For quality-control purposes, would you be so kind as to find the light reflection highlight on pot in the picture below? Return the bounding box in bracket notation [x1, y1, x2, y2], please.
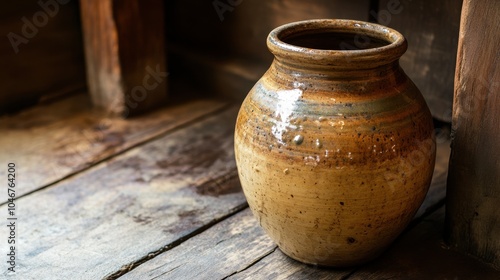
[270, 88, 303, 145]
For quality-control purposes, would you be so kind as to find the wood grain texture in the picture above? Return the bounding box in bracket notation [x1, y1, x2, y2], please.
[226, 246, 352, 280]
[445, 0, 500, 269]
[166, 0, 370, 101]
[168, 45, 267, 104]
[0, 93, 227, 199]
[0, 0, 86, 114]
[120, 209, 276, 280]
[378, 0, 462, 122]
[0, 107, 245, 279]
[80, 0, 167, 117]
[349, 207, 500, 280]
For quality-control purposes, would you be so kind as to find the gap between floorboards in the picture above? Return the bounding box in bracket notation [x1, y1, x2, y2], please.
[106, 202, 249, 280]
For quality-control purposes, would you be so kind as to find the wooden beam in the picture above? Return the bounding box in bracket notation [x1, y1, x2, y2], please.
[445, 0, 500, 269]
[80, 0, 167, 117]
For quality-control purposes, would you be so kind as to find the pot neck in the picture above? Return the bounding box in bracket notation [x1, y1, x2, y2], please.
[267, 19, 407, 78]
[271, 58, 402, 81]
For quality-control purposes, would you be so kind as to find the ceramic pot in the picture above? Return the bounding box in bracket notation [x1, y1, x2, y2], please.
[234, 19, 436, 267]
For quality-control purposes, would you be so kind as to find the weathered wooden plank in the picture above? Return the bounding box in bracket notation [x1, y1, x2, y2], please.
[119, 209, 275, 280]
[445, 0, 500, 269]
[168, 0, 370, 62]
[0, 0, 86, 114]
[226, 246, 352, 280]
[348, 207, 500, 279]
[378, 0, 462, 122]
[123, 211, 351, 280]
[0, 92, 227, 199]
[0, 107, 244, 279]
[80, 0, 167, 116]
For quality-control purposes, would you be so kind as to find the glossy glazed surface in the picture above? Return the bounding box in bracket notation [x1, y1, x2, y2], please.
[234, 19, 436, 266]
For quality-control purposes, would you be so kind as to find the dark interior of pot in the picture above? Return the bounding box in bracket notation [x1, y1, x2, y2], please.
[281, 31, 391, 51]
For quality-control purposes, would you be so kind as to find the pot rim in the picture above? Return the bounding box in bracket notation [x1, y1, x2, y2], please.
[267, 19, 407, 67]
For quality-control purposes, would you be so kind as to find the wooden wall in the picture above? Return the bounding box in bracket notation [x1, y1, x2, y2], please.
[165, 0, 461, 123]
[165, 0, 371, 101]
[0, 0, 86, 115]
[1, 0, 461, 122]
[379, 0, 462, 122]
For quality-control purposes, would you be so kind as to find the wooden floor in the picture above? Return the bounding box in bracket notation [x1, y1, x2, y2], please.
[1, 93, 499, 279]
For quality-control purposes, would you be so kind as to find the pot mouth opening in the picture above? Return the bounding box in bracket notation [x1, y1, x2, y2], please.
[282, 31, 390, 50]
[268, 19, 407, 67]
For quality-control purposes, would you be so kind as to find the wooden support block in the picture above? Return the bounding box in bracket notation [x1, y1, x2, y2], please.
[80, 0, 167, 117]
[445, 0, 500, 269]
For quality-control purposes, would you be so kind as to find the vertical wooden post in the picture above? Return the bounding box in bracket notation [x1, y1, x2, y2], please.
[80, 0, 167, 117]
[445, 0, 500, 269]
